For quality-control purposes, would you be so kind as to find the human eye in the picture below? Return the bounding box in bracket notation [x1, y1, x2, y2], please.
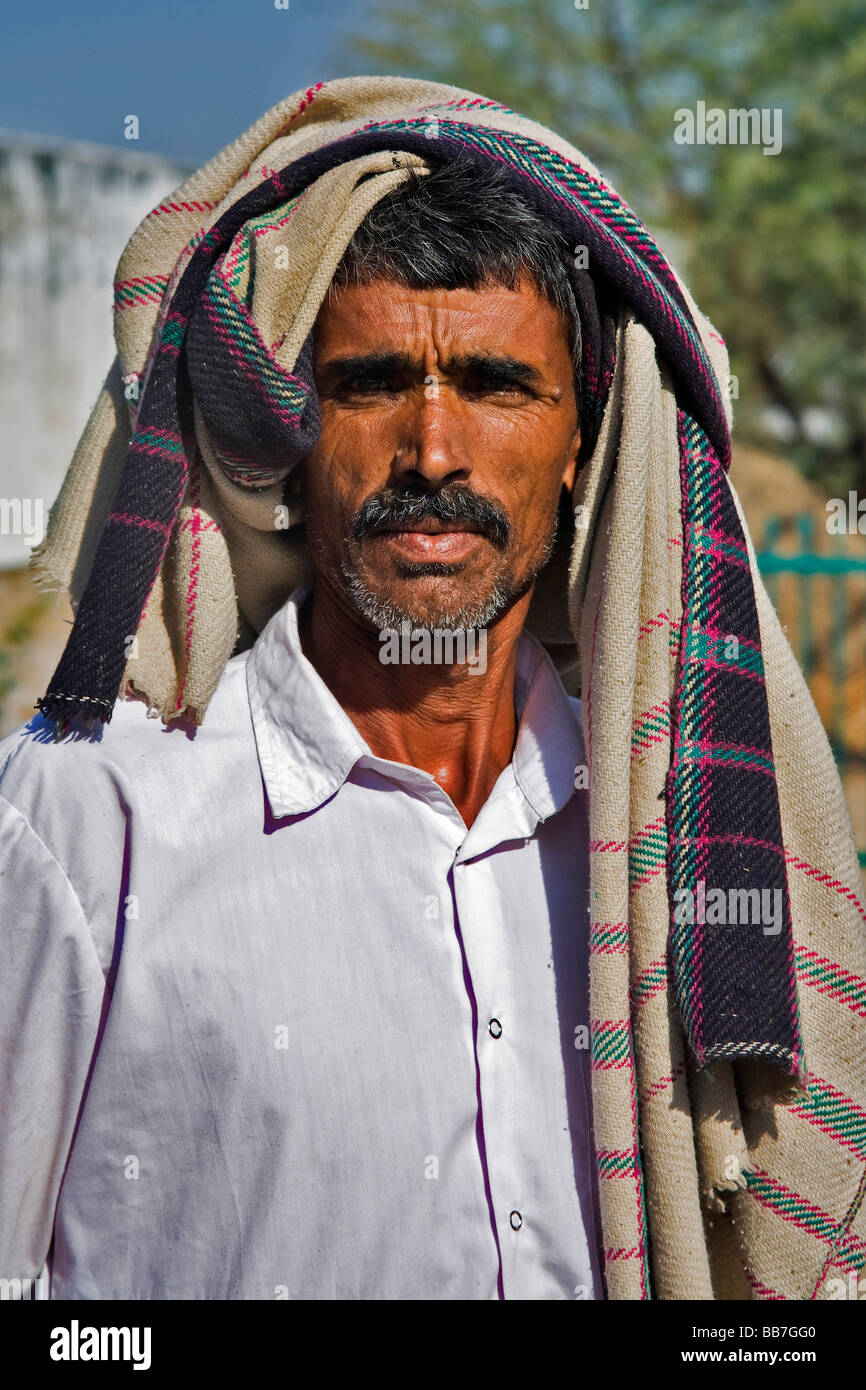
[332, 364, 407, 400]
[342, 375, 392, 395]
[462, 363, 535, 399]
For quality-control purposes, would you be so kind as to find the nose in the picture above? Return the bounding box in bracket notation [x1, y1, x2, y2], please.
[391, 386, 473, 489]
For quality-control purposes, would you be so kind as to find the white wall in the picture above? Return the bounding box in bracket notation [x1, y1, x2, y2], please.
[0, 131, 190, 568]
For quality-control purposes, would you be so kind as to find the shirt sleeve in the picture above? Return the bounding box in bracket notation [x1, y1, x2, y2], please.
[0, 792, 106, 1282]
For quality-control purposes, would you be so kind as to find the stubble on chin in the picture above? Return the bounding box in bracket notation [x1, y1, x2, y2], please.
[338, 559, 513, 631]
[338, 526, 557, 632]
[305, 502, 559, 634]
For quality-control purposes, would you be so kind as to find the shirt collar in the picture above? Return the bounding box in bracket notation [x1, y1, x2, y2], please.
[246, 584, 583, 825]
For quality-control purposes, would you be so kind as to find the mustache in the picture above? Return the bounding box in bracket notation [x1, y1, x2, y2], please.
[353, 484, 510, 549]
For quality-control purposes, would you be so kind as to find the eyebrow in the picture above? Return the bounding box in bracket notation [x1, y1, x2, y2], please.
[316, 350, 546, 390]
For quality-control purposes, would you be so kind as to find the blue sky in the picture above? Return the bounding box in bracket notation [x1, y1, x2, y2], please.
[0, 0, 385, 161]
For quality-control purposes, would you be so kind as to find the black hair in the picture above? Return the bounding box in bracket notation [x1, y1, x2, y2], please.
[332, 154, 582, 374]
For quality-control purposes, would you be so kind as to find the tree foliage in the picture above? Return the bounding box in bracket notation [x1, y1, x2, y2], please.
[347, 0, 866, 493]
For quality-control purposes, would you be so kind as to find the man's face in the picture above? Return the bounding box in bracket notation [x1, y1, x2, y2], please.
[298, 273, 580, 631]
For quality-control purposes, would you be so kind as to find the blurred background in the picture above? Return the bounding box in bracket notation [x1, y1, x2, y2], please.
[0, 0, 863, 868]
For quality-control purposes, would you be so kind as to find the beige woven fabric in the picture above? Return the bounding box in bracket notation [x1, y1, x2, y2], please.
[30, 77, 866, 1300]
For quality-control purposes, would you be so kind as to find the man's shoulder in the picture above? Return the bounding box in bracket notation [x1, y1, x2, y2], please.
[0, 653, 251, 839]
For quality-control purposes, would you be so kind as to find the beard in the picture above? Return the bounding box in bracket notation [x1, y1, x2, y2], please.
[335, 482, 559, 631]
[338, 558, 519, 631]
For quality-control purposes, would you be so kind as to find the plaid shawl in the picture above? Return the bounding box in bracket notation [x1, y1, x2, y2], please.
[31, 76, 866, 1299]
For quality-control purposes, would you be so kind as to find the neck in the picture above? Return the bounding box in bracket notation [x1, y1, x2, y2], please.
[298, 577, 532, 829]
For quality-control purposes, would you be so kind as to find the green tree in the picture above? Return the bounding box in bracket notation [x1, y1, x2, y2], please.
[347, 0, 866, 495]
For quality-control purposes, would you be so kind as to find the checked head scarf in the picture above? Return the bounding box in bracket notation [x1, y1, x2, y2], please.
[31, 77, 866, 1299]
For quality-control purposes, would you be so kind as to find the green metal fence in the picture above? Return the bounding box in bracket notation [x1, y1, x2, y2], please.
[756, 514, 866, 866]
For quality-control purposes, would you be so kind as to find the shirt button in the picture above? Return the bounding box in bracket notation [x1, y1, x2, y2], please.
[509, 1211, 523, 1231]
[488, 1018, 502, 1038]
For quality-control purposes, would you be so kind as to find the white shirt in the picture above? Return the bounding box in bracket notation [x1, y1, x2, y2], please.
[0, 584, 603, 1300]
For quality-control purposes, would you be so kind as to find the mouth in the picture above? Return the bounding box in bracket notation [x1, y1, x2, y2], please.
[369, 520, 487, 562]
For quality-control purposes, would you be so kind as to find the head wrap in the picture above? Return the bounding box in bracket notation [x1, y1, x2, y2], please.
[30, 77, 866, 1300]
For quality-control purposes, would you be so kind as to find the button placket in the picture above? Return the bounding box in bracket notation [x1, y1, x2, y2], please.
[452, 854, 521, 1286]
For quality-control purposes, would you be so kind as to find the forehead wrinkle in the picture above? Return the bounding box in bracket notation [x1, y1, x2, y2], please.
[324, 282, 543, 336]
[315, 281, 570, 382]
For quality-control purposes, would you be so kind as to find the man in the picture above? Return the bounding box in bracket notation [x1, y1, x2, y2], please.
[1, 78, 864, 1302]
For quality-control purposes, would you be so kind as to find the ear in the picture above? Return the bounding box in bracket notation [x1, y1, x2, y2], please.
[560, 427, 581, 493]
